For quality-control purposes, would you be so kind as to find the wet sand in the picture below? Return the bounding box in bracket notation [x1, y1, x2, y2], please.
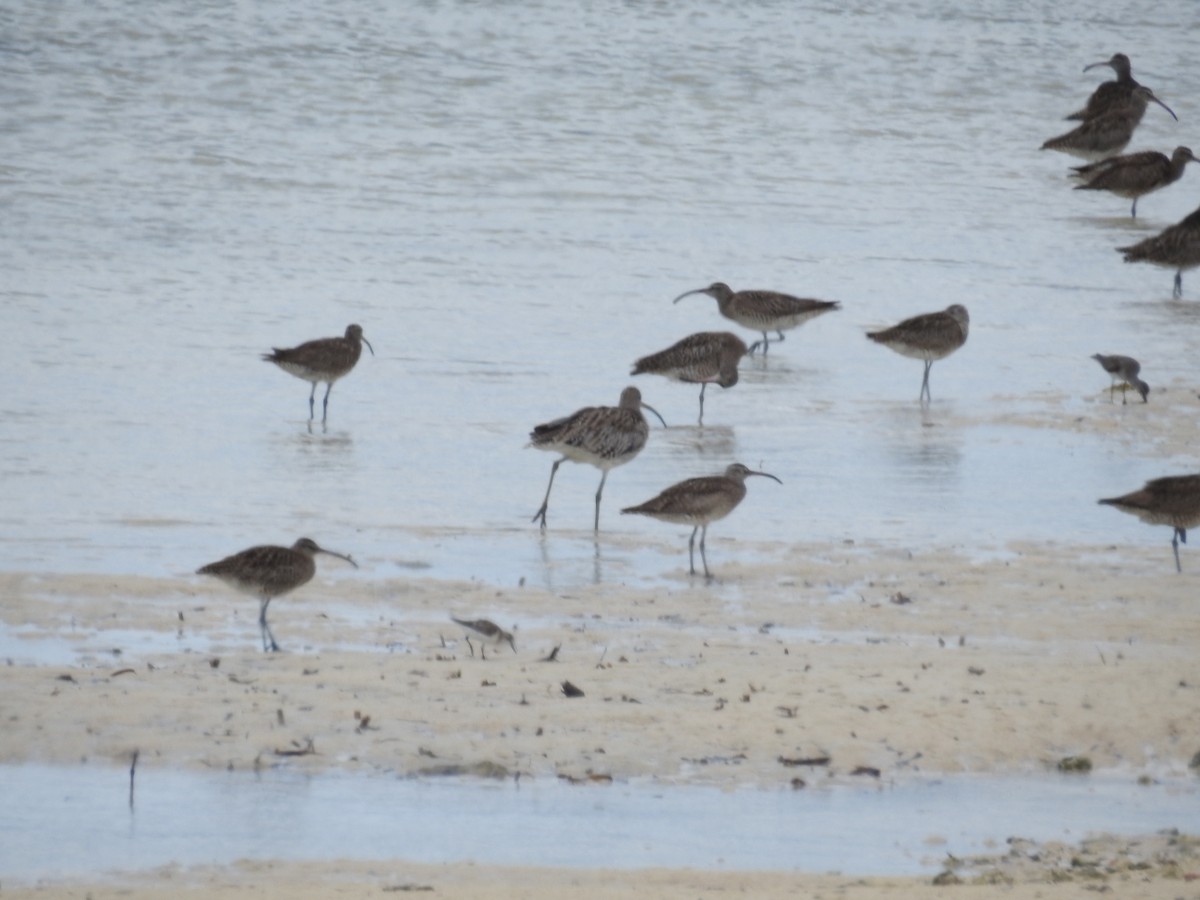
[3, 527, 1199, 896]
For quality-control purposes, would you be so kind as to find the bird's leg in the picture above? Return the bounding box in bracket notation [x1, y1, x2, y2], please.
[593, 470, 609, 532]
[920, 361, 933, 405]
[321, 383, 333, 423]
[760, 331, 771, 355]
[1174, 270, 1183, 299]
[465, 635, 475, 657]
[699, 524, 711, 580]
[307, 384, 317, 421]
[687, 526, 698, 575]
[747, 339, 764, 356]
[259, 599, 280, 652]
[1172, 528, 1185, 573]
[697, 383, 707, 426]
[1130, 198, 1138, 218]
[775, 330, 785, 342]
[532, 458, 564, 531]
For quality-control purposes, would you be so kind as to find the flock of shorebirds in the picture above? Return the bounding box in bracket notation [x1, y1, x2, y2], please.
[1038, 53, 1200, 574]
[530, 285, 968, 578]
[195, 52, 1200, 653]
[1040, 53, 1200, 297]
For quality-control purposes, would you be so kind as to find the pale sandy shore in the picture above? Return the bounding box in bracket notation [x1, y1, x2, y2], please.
[2, 531, 1199, 897]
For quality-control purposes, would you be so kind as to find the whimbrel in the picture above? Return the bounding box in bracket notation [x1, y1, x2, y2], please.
[451, 617, 516, 658]
[631, 332, 747, 425]
[196, 537, 358, 651]
[529, 386, 665, 532]
[672, 282, 841, 355]
[1099, 474, 1200, 572]
[1091, 353, 1149, 404]
[263, 324, 374, 423]
[1072, 147, 1197, 218]
[866, 305, 969, 405]
[1042, 86, 1176, 161]
[1066, 53, 1142, 121]
[621, 462, 781, 579]
[1119, 203, 1200, 298]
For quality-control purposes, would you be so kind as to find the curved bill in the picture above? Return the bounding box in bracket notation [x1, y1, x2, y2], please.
[641, 400, 667, 428]
[1146, 91, 1178, 121]
[315, 545, 359, 568]
[362, 337, 376, 356]
[672, 287, 710, 304]
[748, 469, 783, 485]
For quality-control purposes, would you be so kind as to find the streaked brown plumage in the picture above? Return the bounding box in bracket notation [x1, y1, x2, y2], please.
[196, 537, 358, 651]
[621, 462, 781, 579]
[1119, 203, 1200, 299]
[1066, 53, 1141, 121]
[529, 386, 665, 532]
[672, 282, 841, 355]
[1099, 474, 1200, 572]
[1041, 86, 1176, 161]
[866, 304, 969, 404]
[1072, 147, 1197, 218]
[263, 324, 374, 422]
[451, 616, 516, 657]
[1090, 353, 1149, 404]
[631, 331, 747, 425]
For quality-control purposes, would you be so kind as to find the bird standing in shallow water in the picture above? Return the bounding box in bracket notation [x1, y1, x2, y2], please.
[1099, 474, 1200, 572]
[451, 617, 516, 658]
[1072, 146, 1197, 218]
[1091, 353, 1149, 404]
[1119, 203, 1200, 299]
[1065, 53, 1143, 121]
[528, 386, 665, 532]
[631, 332, 747, 425]
[622, 462, 781, 579]
[1041, 86, 1176, 162]
[866, 305, 969, 405]
[196, 537, 358, 651]
[672, 282, 840, 355]
[263, 324, 374, 423]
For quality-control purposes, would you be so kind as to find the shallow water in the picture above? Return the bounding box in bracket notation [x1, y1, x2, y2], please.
[1, 763, 1196, 881]
[3, 3, 1200, 881]
[3, 1, 1200, 589]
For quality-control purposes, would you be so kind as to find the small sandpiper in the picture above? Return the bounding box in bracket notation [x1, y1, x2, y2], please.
[451, 616, 516, 658]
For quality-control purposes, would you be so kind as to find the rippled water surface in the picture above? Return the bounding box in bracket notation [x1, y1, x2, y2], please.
[4, 0, 1200, 584]
[1, 764, 1197, 881]
[3, 1, 1200, 877]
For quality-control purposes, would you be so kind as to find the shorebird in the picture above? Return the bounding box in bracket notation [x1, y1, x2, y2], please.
[671, 282, 841, 355]
[1099, 474, 1200, 572]
[1091, 353, 1149, 404]
[1066, 53, 1143, 121]
[1072, 147, 1197, 218]
[451, 617, 516, 658]
[866, 304, 969, 405]
[1041, 86, 1176, 161]
[621, 462, 781, 579]
[631, 332, 747, 425]
[528, 386, 665, 532]
[263, 324, 374, 423]
[196, 537, 358, 651]
[1119, 203, 1200, 298]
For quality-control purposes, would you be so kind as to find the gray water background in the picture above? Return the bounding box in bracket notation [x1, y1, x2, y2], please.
[3, 1, 1200, 881]
[4, 1, 1200, 586]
